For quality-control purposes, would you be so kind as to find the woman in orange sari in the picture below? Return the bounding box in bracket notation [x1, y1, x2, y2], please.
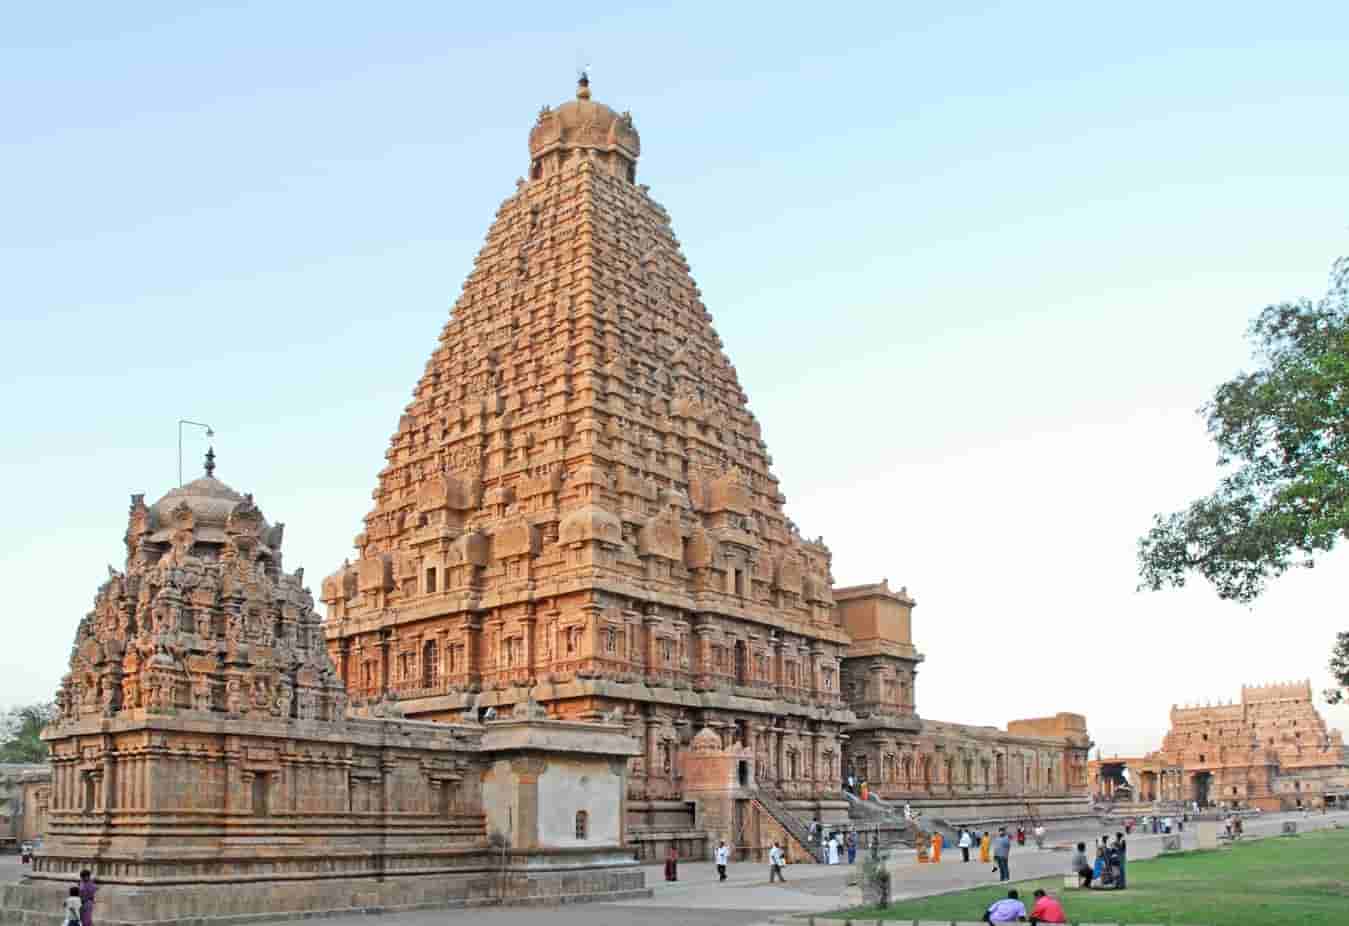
[930, 831, 942, 862]
[979, 830, 992, 864]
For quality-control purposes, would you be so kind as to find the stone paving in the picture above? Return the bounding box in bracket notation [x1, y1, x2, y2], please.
[1, 810, 1343, 926]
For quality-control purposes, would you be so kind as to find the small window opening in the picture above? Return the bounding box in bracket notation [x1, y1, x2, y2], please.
[252, 774, 270, 816]
[425, 567, 437, 593]
[531, 159, 542, 180]
[733, 569, 745, 597]
[575, 810, 588, 839]
[738, 760, 750, 787]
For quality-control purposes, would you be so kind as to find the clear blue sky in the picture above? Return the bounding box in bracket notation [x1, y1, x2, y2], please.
[4, 2, 1348, 753]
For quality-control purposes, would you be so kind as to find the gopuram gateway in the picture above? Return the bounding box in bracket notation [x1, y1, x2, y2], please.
[5, 454, 646, 924]
[321, 76, 1093, 860]
[1091, 682, 1349, 811]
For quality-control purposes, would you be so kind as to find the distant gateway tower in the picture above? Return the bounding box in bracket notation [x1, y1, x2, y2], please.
[322, 78, 1091, 855]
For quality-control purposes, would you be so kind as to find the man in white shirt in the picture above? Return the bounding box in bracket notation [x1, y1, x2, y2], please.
[715, 841, 730, 882]
[768, 842, 786, 882]
[958, 828, 973, 862]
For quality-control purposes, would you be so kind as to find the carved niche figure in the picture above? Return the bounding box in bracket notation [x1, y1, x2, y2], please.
[225, 677, 245, 714]
[120, 668, 140, 710]
[191, 673, 213, 712]
[329, 687, 348, 722]
[99, 674, 120, 717]
[225, 611, 245, 647]
[296, 688, 318, 721]
[144, 670, 172, 712]
[274, 678, 293, 720]
[251, 675, 270, 712]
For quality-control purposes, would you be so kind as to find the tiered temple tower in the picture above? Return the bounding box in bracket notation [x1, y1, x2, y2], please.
[322, 77, 1091, 855]
[1090, 681, 1349, 811]
[21, 452, 644, 923]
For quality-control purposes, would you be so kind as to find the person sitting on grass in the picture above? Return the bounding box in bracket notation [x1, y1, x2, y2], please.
[1070, 841, 1092, 888]
[982, 888, 1027, 923]
[1029, 888, 1067, 924]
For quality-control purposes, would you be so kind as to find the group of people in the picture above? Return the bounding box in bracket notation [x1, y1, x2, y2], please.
[807, 820, 858, 864]
[677, 839, 792, 884]
[982, 888, 1068, 924]
[1069, 832, 1128, 890]
[61, 870, 96, 926]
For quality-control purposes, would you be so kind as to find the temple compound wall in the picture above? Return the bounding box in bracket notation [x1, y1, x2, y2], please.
[0, 766, 50, 848]
[320, 76, 1092, 860]
[0, 459, 644, 926]
[1090, 681, 1349, 811]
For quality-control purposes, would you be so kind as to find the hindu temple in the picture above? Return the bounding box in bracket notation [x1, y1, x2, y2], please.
[320, 75, 1093, 860]
[3, 454, 645, 923]
[1091, 681, 1349, 811]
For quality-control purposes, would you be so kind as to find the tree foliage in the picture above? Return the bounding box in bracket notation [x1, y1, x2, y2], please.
[0, 702, 56, 763]
[1137, 257, 1349, 702]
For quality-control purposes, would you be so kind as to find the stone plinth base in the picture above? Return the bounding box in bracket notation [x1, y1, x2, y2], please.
[1, 854, 647, 926]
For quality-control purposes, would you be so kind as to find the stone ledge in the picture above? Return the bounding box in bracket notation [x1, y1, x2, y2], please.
[0, 869, 649, 926]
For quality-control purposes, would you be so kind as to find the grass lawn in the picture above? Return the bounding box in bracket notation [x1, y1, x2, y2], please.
[832, 827, 1349, 925]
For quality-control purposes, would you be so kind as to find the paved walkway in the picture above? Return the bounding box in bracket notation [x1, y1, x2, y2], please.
[3, 810, 1342, 926]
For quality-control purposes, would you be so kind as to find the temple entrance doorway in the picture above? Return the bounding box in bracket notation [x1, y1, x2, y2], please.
[1192, 771, 1212, 807]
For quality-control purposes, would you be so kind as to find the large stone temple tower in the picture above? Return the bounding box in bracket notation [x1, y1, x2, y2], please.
[322, 77, 1091, 857]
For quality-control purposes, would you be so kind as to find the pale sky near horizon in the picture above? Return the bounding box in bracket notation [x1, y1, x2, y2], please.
[3, 2, 1348, 757]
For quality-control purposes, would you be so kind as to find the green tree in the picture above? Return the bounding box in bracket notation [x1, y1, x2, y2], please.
[1137, 257, 1349, 702]
[0, 702, 57, 763]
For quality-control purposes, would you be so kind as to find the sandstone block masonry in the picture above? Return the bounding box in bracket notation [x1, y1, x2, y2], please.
[319, 77, 1092, 856]
[2, 453, 643, 926]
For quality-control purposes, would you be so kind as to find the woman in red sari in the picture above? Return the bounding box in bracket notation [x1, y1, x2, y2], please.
[664, 845, 678, 881]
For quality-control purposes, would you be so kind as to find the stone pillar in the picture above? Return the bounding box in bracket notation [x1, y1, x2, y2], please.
[521, 604, 537, 674]
[377, 630, 391, 697]
[645, 716, 661, 788]
[510, 756, 548, 850]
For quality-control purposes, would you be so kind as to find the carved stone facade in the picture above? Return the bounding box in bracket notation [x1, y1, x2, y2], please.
[1091, 681, 1349, 811]
[6, 457, 644, 924]
[321, 77, 1092, 845]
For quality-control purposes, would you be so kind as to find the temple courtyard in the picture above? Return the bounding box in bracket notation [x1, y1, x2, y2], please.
[3, 810, 1342, 926]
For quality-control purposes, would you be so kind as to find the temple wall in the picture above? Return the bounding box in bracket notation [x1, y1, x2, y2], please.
[538, 758, 622, 846]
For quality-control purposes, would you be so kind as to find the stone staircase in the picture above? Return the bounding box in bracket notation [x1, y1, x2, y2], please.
[750, 790, 827, 863]
[847, 792, 929, 847]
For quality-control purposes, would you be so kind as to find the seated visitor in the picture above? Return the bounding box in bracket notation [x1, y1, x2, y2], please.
[983, 888, 1027, 923]
[1029, 888, 1067, 924]
[1070, 841, 1092, 887]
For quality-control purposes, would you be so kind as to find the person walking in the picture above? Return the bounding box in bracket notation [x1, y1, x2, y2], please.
[63, 888, 81, 926]
[991, 828, 1012, 882]
[715, 841, 729, 882]
[846, 832, 857, 864]
[827, 834, 840, 865]
[931, 830, 943, 862]
[979, 830, 992, 864]
[78, 871, 96, 926]
[768, 842, 786, 882]
[958, 828, 972, 862]
[664, 845, 678, 882]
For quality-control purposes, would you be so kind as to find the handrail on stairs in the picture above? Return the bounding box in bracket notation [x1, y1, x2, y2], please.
[749, 789, 827, 863]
